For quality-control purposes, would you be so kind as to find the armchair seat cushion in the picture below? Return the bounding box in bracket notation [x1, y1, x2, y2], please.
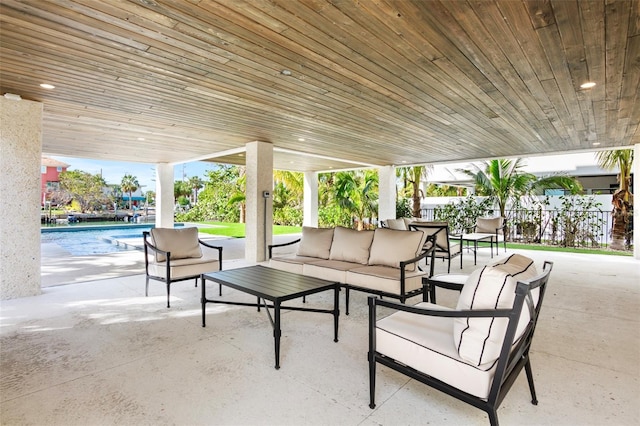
[147, 249, 221, 280]
[376, 302, 497, 399]
[347, 265, 424, 295]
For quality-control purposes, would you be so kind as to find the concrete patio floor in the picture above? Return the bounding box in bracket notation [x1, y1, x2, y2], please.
[2, 240, 639, 425]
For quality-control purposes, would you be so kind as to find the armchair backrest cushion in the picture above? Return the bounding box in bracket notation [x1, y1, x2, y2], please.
[476, 217, 504, 234]
[453, 254, 538, 366]
[368, 228, 426, 271]
[150, 227, 203, 262]
[384, 218, 408, 230]
[329, 227, 374, 264]
[409, 221, 449, 251]
[296, 226, 335, 259]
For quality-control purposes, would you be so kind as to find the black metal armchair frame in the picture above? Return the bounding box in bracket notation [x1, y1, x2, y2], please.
[368, 261, 553, 426]
[409, 222, 463, 273]
[143, 231, 223, 308]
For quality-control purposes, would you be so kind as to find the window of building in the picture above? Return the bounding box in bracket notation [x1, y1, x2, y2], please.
[41, 165, 47, 174]
[57, 166, 63, 172]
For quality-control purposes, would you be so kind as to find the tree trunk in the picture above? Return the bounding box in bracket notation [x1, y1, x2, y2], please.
[609, 208, 628, 250]
[609, 190, 630, 250]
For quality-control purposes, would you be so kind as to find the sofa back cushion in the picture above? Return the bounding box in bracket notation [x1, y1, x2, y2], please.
[476, 217, 504, 234]
[453, 254, 538, 366]
[368, 228, 426, 272]
[329, 227, 374, 264]
[150, 227, 203, 262]
[296, 227, 334, 259]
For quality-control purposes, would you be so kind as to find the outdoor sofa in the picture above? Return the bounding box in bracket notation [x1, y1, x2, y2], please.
[268, 226, 436, 314]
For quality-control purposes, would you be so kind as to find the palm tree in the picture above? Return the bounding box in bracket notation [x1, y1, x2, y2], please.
[120, 174, 139, 210]
[174, 180, 192, 207]
[333, 169, 378, 229]
[596, 149, 634, 250]
[461, 158, 582, 218]
[188, 176, 204, 203]
[398, 165, 432, 217]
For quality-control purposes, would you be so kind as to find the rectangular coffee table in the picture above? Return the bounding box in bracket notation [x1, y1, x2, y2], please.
[201, 265, 340, 369]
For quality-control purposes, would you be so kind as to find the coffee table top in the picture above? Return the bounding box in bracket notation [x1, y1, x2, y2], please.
[203, 265, 338, 302]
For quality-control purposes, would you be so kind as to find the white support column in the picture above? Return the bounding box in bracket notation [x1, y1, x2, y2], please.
[303, 171, 318, 227]
[155, 163, 174, 229]
[245, 141, 273, 262]
[634, 144, 639, 260]
[0, 97, 43, 300]
[378, 166, 396, 222]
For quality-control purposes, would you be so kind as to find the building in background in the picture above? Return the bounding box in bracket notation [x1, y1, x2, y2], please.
[41, 157, 69, 206]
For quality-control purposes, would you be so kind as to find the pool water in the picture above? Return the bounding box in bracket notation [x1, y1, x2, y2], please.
[41, 224, 183, 256]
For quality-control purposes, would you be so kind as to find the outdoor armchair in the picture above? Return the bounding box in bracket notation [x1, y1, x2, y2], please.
[472, 217, 507, 254]
[368, 255, 552, 426]
[409, 221, 463, 273]
[143, 228, 222, 308]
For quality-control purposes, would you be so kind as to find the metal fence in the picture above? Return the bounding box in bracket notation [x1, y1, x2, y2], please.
[420, 207, 615, 247]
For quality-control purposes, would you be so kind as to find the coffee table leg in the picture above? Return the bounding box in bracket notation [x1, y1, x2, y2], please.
[274, 301, 281, 370]
[201, 275, 207, 327]
[333, 285, 339, 342]
[474, 241, 478, 265]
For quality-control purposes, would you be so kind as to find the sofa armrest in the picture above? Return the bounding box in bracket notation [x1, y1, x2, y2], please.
[267, 238, 301, 259]
[199, 239, 223, 269]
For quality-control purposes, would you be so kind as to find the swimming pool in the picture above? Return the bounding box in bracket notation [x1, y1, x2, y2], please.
[41, 224, 184, 256]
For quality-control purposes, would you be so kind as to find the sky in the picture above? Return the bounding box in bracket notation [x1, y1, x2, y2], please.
[51, 151, 605, 192]
[51, 156, 217, 190]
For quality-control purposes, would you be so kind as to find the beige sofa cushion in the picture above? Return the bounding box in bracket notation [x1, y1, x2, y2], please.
[347, 265, 425, 295]
[329, 227, 374, 264]
[368, 228, 426, 272]
[453, 254, 538, 366]
[150, 227, 202, 262]
[296, 227, 334, 259]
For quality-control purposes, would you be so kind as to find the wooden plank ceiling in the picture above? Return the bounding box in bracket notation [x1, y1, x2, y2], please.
[1, 0, 638, 172]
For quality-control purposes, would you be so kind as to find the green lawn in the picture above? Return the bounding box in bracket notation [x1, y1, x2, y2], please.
[196, 222, 301, 238]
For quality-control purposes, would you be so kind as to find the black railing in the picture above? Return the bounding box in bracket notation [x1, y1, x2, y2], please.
[420, 208, 615, 247]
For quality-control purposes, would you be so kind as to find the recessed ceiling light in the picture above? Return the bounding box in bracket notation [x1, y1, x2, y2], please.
[298, 138, 305, 142]
[40, 83, 55, 89]
[137, 137, 145, 141]
[280, 69, 292, 76]
[580, 82, 596, 89]
[592, 142, 601, 146]
[402, 160, 407, 163]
